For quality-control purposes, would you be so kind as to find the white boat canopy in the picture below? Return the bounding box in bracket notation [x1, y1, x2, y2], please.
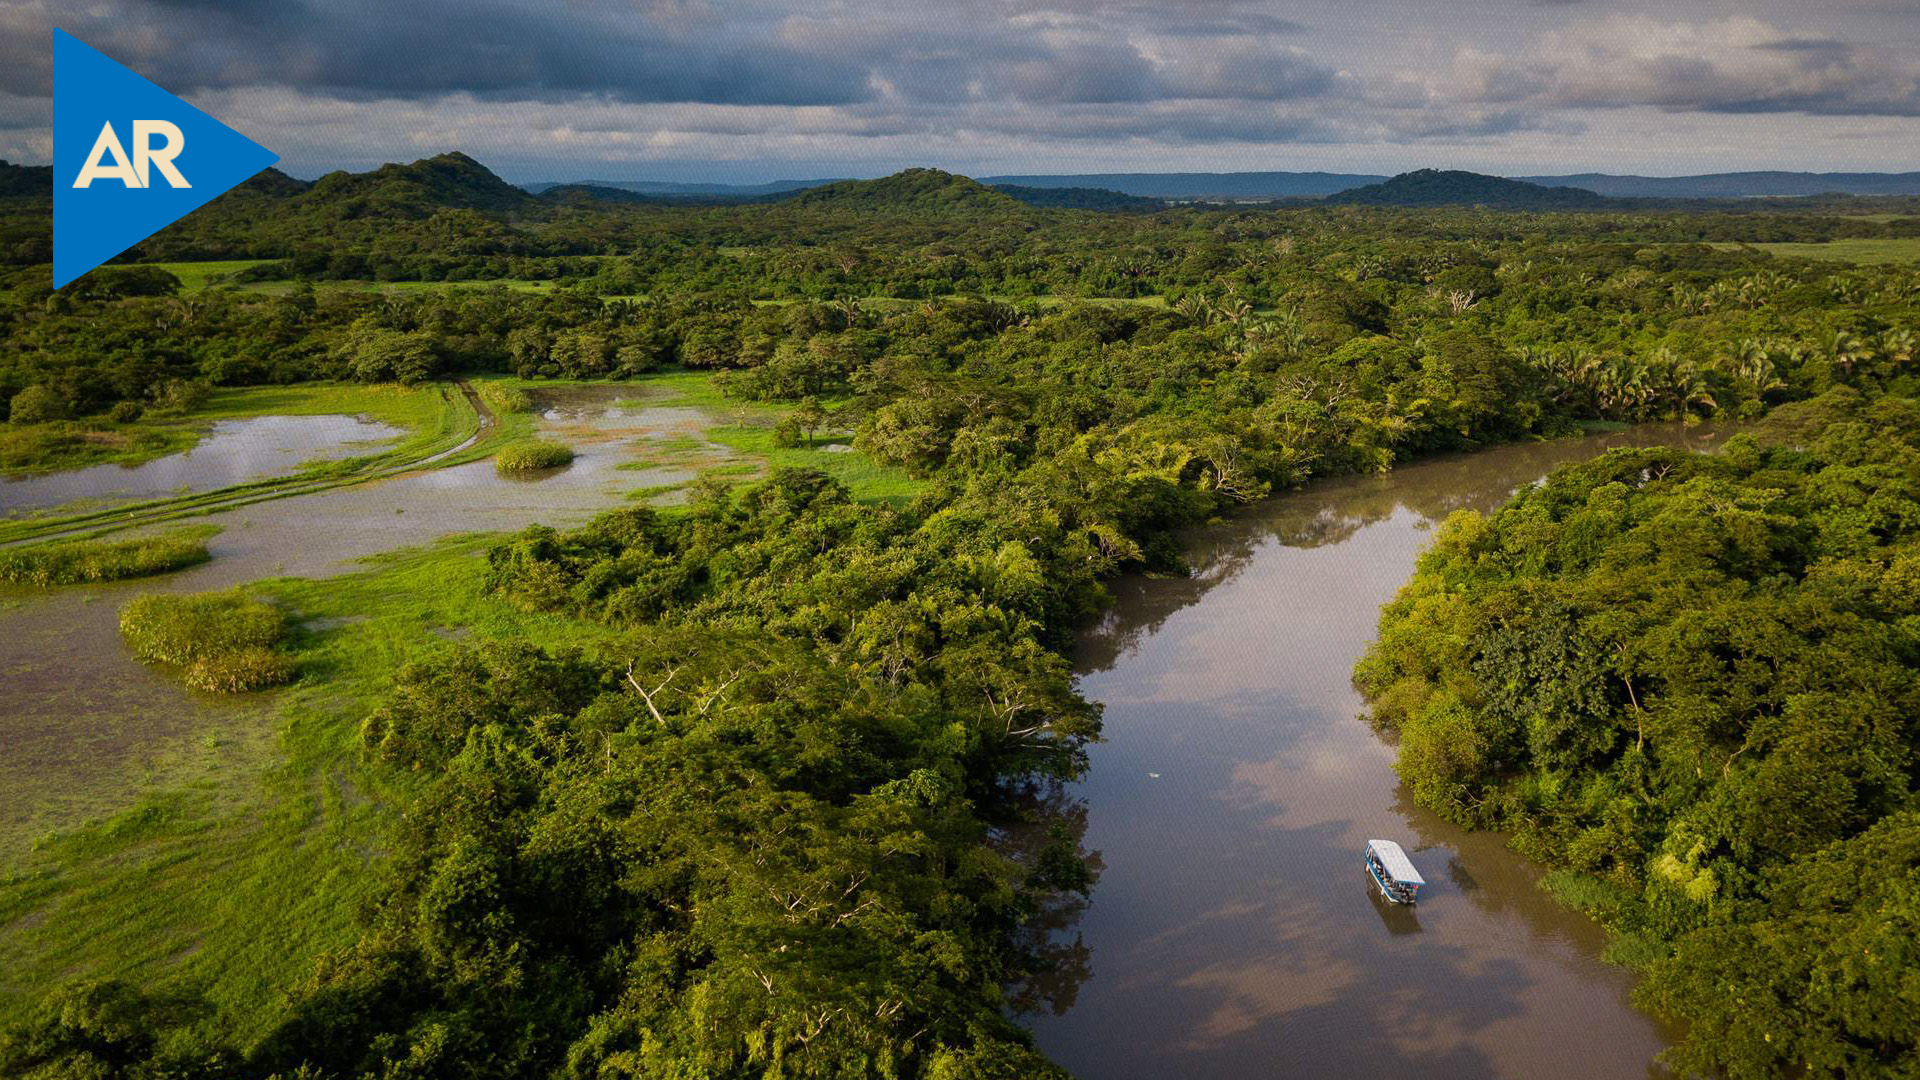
[1367, 839, 1425, 885]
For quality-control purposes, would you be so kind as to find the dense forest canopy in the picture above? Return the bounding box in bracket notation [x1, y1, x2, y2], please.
[1, 152, 1918, 1078]
[1356, 391, 1920, 1078]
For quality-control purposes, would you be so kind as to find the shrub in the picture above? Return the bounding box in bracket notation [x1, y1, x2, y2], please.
[771, 415, 803, 448]
[119, 590, 294, 692]
[476, 382, 533, 414]
[107, 401, 144, 424]
[186, 647, 298, 693]
[0, 533, 210, 586]
[150, 378, 210, 415]
[8, 385, 66, 424]
[495, 440, 574, 474]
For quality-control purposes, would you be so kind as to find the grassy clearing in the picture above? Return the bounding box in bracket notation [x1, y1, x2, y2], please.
[704, 427, 923, 505]
[0, 527, 214, 586]
[601, 371, 919, 504]
[0, 420, 194, 474]
[1710, 237, 1920, 264]
[0, 536, 631, 1045]
[146, 260, 277, 292]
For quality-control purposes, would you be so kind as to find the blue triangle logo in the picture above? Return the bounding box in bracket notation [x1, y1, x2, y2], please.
[52, 28, 279, 289]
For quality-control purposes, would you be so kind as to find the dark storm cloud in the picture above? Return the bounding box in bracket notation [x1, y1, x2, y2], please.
[4, 0, 875, 104]
[4, 0, 1341, 109]
[3, 0, 1919, 174]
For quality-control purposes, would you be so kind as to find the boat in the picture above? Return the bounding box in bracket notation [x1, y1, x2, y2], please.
[1365, 839, 1425, 904]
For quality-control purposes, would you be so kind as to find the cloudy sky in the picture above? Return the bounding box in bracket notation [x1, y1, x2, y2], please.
[5, 1, 1920, 182]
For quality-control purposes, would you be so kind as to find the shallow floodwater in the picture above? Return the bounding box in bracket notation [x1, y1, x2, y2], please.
[0, 414, 407, 514]
[0, 386, 722, 850]
[1027, 425, 1728, 1080]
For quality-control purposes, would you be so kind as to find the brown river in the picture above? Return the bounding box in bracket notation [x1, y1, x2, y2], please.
[1026, 423, 1729, 1080]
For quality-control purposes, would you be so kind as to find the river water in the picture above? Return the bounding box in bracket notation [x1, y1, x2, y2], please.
[1027, 424, 1728, 1080]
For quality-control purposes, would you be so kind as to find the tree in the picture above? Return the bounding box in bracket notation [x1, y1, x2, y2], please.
[795, 395, 827, 445]
[7, 384, 65, 424]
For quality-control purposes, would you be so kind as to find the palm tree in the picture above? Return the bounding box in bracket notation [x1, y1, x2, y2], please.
[1824, 330, 1872, 378]
[1726, 340, 1784, 403]
[1596, 356, 1652, 419]
[1876, 329, 1914, 373]
[1649, 348, 1716, 418]
[1172, 294, 1213, 326]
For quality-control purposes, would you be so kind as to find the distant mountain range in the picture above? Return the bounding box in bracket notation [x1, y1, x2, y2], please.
[11, 155, 1920, 210]
[978, 171, 1384, 199]
[523, 178, 843, 197]
[1515, 172, 1920, 199]
[525, 169, 1920, 202]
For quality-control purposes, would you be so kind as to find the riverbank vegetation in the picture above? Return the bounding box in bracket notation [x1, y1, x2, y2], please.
[1357, 389, 1919, 1077]
[2, 155, 1918, 1077]
[0, 528, 211, 585]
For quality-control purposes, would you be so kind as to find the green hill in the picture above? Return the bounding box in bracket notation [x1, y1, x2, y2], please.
[1324, 169, 1613, 211]
[298, 151, 533, 216]
[990, 184, 1165, 212]
[781, 169, 1026, 213]
[135, 153, 539, 260]
[0, 160, 52, 199]
[538, 183, 675, 206]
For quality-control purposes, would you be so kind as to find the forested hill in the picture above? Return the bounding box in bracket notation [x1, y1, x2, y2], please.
[136, 152, 550, 259]
[0, 160, 51, 199]
[1325, 170, 1615, 211]
[537, 183, 684, 206]
[989, 184, 1165, 211]
[291, 151, 534, 215]
[781, 169, 1027, 214]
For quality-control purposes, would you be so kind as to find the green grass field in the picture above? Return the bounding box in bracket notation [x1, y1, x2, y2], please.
[148, 260, 277, 291]
[1711, 237, 1920, 264]
[0, 537, 630, 1045]
[703, 426, 923, 504]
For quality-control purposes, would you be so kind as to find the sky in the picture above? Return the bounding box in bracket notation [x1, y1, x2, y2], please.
[4, 1, 1919, 184]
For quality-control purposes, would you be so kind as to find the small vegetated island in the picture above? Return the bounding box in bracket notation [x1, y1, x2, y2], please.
[0, 156, 1916, 1078]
